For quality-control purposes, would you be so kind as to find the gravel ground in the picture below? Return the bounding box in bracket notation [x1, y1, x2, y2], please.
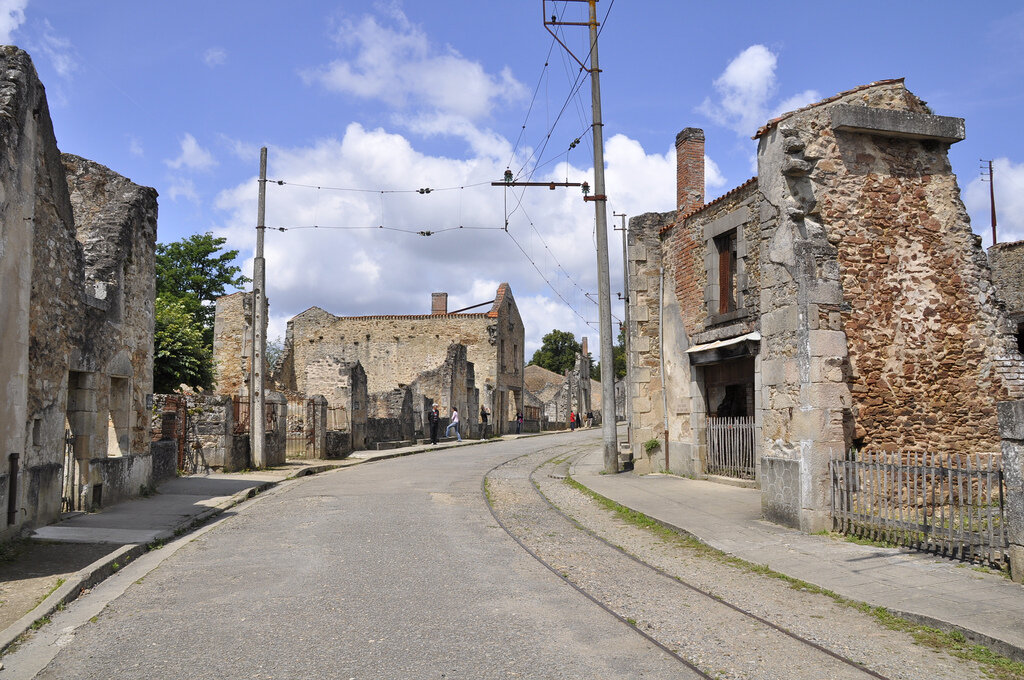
[486, 445, 991, 680]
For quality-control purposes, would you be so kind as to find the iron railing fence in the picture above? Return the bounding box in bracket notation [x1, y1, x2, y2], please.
[706, 416, 756, 479]
[831, 450, 1007, 566]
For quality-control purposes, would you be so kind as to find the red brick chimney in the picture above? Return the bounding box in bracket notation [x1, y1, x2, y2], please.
[431, 292, 448, 315]
[676, 127, 705, 215]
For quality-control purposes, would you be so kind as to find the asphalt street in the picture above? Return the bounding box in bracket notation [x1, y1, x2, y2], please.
[6, 431, 689, 679]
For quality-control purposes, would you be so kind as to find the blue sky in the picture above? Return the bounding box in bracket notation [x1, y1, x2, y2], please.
[5, 1, 1024, 359]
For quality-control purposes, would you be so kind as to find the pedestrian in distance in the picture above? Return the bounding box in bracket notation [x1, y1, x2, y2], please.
[516, 411, 523, 434]
[570, 411, 576, 431]
[586, 410, 593, 428]
[445, 407, 462, 442]
[480, 405, 489, 427]
[428, 404, 440, 445]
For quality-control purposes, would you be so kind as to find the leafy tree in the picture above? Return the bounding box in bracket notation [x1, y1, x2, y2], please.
[529, 329, 582, 375]
[155, 232, 249, 342]
[154, 232, 249, 392]
[153, 295, 212, 393]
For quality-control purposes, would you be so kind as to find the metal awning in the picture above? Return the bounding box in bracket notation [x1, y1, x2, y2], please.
[686, 331, 760, 365]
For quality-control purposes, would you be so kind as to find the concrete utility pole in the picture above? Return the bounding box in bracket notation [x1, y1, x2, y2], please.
[584, 0, 618, 474]
[250, 147, 268, 468]
[614, 212, 631, 447]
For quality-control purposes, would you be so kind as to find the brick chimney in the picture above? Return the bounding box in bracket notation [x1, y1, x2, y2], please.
[676, 127, 705, 215]
[431, 292, 448, 315]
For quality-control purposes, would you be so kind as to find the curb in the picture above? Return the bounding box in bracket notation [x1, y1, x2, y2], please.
[0, 464, 338, 656]
[566, 460, 1024, 666]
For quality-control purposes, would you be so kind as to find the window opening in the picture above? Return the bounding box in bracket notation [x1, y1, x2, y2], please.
[715, 230, 738, 315]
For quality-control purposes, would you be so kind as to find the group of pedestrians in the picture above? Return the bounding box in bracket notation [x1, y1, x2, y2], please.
[569, 410, 593, 431]
[428, 404, 462, 444]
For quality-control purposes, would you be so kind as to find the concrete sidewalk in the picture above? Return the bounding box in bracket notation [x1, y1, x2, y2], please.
[572, 447, 1024, 663]
[1, 435, 504, 655]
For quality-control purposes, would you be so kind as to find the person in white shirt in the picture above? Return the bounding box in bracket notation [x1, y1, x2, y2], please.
[444, 408, 462, 441]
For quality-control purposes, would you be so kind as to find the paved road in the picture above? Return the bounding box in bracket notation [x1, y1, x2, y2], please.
[6, 431, 689, 679]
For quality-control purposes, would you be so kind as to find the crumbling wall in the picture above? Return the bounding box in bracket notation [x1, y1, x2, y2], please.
[989, 240, 1024, 323]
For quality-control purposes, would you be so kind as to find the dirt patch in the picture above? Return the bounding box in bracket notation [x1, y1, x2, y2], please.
[0, 540, 113, 631]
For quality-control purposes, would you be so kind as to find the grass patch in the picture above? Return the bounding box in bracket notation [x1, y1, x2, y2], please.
[32, 578, 66, 610]
[562, 476, 1024, 680]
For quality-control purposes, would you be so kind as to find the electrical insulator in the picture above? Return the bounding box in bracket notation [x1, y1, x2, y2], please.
[581, 181, 590, 196]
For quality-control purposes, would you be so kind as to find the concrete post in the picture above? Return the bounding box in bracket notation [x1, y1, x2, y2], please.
[997, 401, 1024, 582]
[310, 395, 328, 460]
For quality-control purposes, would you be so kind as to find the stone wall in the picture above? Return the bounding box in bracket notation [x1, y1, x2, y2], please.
[213, 292, 254, 397]
[626, 211, 674, 472]
[271, 283, 524, 437]
[989, 240, 1024, 325]
[628, 79, 1024, 533]
[0, 47, 160, 537]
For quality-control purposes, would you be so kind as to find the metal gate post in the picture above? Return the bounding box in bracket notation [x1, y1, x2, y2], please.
[997, 401, 1024, 582]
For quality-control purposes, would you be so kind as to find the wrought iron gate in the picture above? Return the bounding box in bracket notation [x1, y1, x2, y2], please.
[61, 429, 80, 512]
[705, 416, 756, 479]
[286, 397, 316, 458]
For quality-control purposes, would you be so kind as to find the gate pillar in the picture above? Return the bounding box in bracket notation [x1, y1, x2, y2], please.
[998, 401, 1024, 582]
[309, 396, 328, 460]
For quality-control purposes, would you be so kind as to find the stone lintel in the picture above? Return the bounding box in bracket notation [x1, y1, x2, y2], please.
[831, 105, 965, 144]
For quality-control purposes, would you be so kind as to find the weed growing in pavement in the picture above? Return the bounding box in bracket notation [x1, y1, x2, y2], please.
[32, 578, 66, 610]
[562, 476, 1024, 680]
[111, 562, 120, 571]
[29, 616, 50, 631]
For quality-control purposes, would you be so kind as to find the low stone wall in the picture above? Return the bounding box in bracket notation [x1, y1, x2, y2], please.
[366, 417, 407, 445]
[326, 431, 353, 459]
[151, 440, 178, 484]
[87, 454, 156, 508]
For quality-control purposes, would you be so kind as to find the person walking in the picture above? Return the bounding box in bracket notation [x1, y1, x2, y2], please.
[428, 404, 440, 445]
[480, 405, 489, 430]
[445, 407, 462, 442]
[586, 410, 593, 428]
[516, 411, 523, 434]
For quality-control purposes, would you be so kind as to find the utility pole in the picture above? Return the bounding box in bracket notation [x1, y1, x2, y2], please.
[545, 0, 617, 472]
[613, 212, 631, 448]
[250, 147, 268, 468]
[981, 159, 997, 245]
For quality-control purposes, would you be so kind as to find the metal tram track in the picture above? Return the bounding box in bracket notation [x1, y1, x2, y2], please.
[483, 446, 891, 680]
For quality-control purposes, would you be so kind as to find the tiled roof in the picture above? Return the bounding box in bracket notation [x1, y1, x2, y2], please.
[659, 177, 758, 237]
[752, 78, 905, 140]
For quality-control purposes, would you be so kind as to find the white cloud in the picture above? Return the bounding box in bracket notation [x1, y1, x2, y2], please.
[128, 134, 143, 158]
[165, 133, 217, 171]
[964, 157, 1024, 247]
[698, 45, 820, 137]
[211, 123, 680, 364]
[302, 8, 526, 123]
[203, 47, 226, 67]
[39, 19, 76, 78]
[0, 0, 27, 43]
[166, 177, 199, 203]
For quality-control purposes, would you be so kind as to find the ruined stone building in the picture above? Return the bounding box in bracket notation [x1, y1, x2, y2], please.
[523, 340, 594, 428]
[989, 240, 1024, 350]
[627, 79, 1024, 532]
[267, 283, 525, 438]
[1, 47, 171, 540]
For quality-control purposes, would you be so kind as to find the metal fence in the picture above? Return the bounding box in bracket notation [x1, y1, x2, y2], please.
[706, 416, 756, 479]
[286, 397, 314, 458]
[831, 450, 1007, 565]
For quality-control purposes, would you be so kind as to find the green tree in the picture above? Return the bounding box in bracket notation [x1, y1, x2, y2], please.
[591, 325, 626, 382]
[529, 329, 582, 375]
[155, 232, 249, 342]
[154, 232, 249, 392]
[153, 296, 212, 393]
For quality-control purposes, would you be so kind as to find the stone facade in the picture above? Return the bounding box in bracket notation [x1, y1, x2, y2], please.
[628, 79, 1024, 532]
[270, 283, 524, 437]
[522, 348, 594, 429]
[0, 47, 163, 539]
[989, 240, 1024, 340]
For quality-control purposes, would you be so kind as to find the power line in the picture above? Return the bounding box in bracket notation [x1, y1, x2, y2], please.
[266, 178, 492, 194]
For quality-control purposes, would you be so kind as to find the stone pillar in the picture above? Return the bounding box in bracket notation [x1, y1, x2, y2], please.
[998, 401, 1024, 582]
[309, 395, 328, 460]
